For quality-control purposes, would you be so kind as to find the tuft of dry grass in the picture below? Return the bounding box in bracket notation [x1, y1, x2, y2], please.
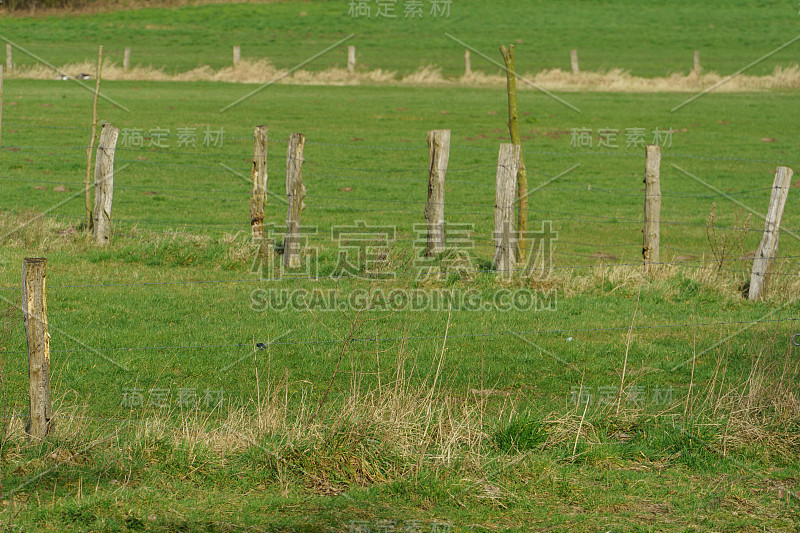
[11, 58, 800, 91]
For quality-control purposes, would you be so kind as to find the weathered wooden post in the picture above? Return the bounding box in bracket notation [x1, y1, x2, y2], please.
[22, 258, 52, 440]
[643, 145, 661, 269]
[84, 45, 103, 231]
[464, 49, 472, 75]
[250, 125, 269, 238]
[494, 144, 521, 278]
[693, 50, 701, 74]
[347, 45, 356, 73]
[123, 46, 131, 71]
[6, 44, 12, 73]
[284, 133, 306, 269]
[749, 166, 793, 300]
[424, 129, 450, 256]
[570, 49, 579, 74]
[93, 123, 119, 245]
[233, 45, 241, 68]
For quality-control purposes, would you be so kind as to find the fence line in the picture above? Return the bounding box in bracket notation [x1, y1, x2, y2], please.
[1, 316, 797, 356]
[0, 253, 796, 293]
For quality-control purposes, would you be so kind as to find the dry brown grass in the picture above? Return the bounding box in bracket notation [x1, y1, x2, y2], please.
[11, 58, 800, 92]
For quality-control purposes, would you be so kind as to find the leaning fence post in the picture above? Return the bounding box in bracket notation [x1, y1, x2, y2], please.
[347, 45, 356, 73]
[570, 49, 579, 74]
[123, 46, 131, 71]
[284, 133, 306, 269]
[250, 125, 269, 238]
[494, 143, 521, 278]
[425, 129, 450, 256]
[464, 49, 472, 75]
[22, 257, 52, 440]
[643, 145, 661, 269]
[93, 123, 119, 245]
[748, 166, 793, 301]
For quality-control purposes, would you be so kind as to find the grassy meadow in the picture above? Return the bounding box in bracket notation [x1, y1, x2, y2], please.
[0, 1, 799, 531]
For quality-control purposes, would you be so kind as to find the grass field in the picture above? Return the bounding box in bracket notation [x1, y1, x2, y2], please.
[2, 0, 800, 77]
[1, 2, 800, 532]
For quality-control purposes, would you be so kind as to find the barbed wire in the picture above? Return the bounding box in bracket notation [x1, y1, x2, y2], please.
[1, 316, 797, 356]
[0, 254, 797, 293]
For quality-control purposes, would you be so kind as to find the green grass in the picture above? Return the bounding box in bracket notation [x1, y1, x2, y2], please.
[2, 0, 800, 77]
[0, 2, 799, 529]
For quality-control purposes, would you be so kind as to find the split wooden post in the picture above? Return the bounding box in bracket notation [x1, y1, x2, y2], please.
[748, 166, 793, 301]
[284, 133, 306, 269]
[123, 46, 131, 71]
[84, 45, 103, 231]
[464, 49, 472, 75]
[22, 258, 52, 440]
[570, 49, 579, 74]
[6, 44, 11, 72]
[642, 145, 661, 269]
[93, 123, 119, 245]
[233, 45, 241, 68]
[693, 50, 701, 74]
[424, 129, 450, 256]
[347, 45, 356, 73]
[494, 143, 521, 278]
[250, 125, 269, 238]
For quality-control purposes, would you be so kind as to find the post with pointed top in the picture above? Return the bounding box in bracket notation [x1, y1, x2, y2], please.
[748, 166, 793, 300]
[123, 46, 131, 71]
[233, 45, 241, 68]
[347, 45, 356, 73]
[642, 145, 661, 270]
[425, 129, 450, 256]
[22, 257, 52, 440]
[93, 123, 119, 245]
[570, 49, 579, 74]
[250, 125, 269, 238]
[494, 143, 521, 279]
[284, 133, 306, 269]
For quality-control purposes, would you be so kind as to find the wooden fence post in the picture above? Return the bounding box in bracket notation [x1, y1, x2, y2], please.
[233, 45, 241, 68]
[22, 257, 52, 440]
[123, 46, 131, 71]
[93, 123, 119, 245]
[643, 144, 661, 269]
[500, 44, 529, 263]
[570, 49, 579, 74]
[284, 133, 306, 269]
[84, 45, 103, 231]
[425, 129, 450, 256]
[464, 49, 472, 75]
[748, 166, 793, 300]
[494, 143, 521, 278]
[6, 44, 11, 72]
[347, 45, 356, 73]
[250, 125, 269, 238]
[693, 50, 701, 74]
